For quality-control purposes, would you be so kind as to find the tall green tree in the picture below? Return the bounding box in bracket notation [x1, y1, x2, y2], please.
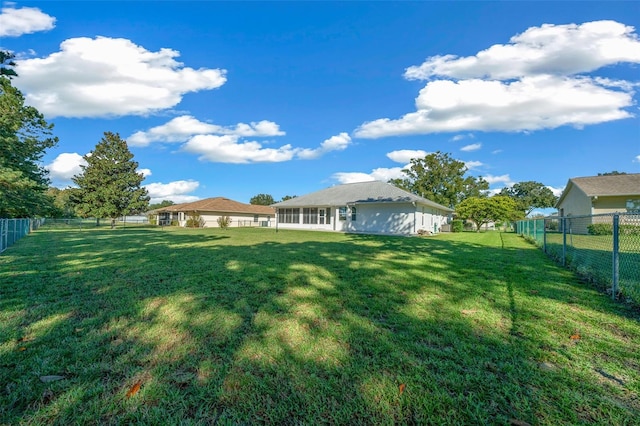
[71, 132, 149, 227]
[148, 200, 175, 210]
[250, 193, 275, 206]
[498, 181, 557, 216]
[280, 195, 297, 202]
[389, 151, 489, 208]
[455, 195, 521, 232]
[0, 52, 58, 217]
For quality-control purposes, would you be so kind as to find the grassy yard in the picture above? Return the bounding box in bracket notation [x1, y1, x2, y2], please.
[1, 226, 639, 425]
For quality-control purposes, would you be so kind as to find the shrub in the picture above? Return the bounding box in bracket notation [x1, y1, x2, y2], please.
[452, 220, 464, 233]
[587, 223, 612, 235]
[186, 214, 204, 228]
[217, 215, 232, 229]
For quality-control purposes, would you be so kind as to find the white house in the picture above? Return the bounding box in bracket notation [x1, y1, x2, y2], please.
[151, 197, 275, 228]
[271, 181, 453, 236]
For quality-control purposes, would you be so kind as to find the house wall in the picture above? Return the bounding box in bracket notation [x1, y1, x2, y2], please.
[276, 203, 450, 236]
[558, 187, 592, 217]
[592, 196, 636, 214]
[180, 211, 273, 228]
[275, 207, 339, 232]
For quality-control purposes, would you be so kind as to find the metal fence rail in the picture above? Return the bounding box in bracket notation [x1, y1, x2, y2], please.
[0, 218, 44, 254]
[516, 213, 640, 305]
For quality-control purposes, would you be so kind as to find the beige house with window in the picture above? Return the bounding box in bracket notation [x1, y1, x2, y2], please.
[151, 197, 275, 228]
[555, 174, 640, 217]
[271, 181, 453, 236]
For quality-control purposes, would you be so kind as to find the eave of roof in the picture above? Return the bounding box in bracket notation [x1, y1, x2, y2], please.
[272, 181, 454, 212]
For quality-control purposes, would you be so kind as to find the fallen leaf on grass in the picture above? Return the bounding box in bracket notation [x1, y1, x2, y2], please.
[399, 383, 406, 395]
[569, 333, 581, 340]
[461, 309, 478, 315]
[18, 347, 27, 351]
[40, 375, 65, 383]
[126, 382, 142, 398]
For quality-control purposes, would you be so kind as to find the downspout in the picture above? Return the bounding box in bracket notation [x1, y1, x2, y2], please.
[275, 208, 279, 233]
[412, 202, 417, 234]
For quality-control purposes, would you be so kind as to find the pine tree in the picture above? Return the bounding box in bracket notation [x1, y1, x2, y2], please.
[71, 132, 149, 227]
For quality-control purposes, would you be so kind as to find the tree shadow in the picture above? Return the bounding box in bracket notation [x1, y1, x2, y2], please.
[1, 228, 638, 424]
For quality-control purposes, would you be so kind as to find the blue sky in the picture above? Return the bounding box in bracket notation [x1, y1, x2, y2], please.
[2, 1, 639, 212]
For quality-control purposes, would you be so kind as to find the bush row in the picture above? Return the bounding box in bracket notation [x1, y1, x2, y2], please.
[587, 223, 640, 235]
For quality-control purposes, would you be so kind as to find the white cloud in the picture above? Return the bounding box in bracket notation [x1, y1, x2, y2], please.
[332, 166, 406, 185]
[182, 135, 296, 163]
[492, 149, 503, 154]
[131, 116, 353, 163]
[355, 75, 634, 138]
[138, 168, 152, 178]
[461, 143, 482, 152]
[296, 133, 352, 160]
[464, 160, 484, 170]
[386, 149, 428, 163]
[548, 186, 565, 197]
[128, 115, 285, 147]
[633, 155, 640, 163]
[45, 153, 86, 186]
[450, 133, 474, 142]
[145, 180, 200, 204]
[356, 20, 639, 139]
[0, 5, 55, 37]
[14, 37, 227, 118]
[404, 21, 640, 80]
[483, 174, 513, 186]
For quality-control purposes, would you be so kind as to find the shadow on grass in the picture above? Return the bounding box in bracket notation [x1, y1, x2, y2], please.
[1, 227, 638, 424]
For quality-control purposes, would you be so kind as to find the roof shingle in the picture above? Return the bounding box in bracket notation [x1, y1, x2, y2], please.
[156, 197, 274, 215]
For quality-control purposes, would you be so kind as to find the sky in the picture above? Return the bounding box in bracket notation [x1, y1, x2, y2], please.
[1, 1, 639, 214]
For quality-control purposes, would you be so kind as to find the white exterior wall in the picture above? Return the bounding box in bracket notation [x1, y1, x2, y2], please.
[276, 203, 450, 236]
[178, 212, 273, 228]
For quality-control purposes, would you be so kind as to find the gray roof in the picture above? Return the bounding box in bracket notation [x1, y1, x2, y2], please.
[556, 173, 640, 207]
[272, 181, 454, 212]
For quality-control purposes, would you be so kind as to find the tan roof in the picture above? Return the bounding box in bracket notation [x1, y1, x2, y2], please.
[569, 174, 640, 196]
[157, 197, 274, 215]
[556, 173, 640, 207]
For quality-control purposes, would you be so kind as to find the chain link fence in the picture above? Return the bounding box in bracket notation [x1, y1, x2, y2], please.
[516, 213, 640, 305]
[0, 218, 44, 254]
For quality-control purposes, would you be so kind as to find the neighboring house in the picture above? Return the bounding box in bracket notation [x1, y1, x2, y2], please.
[555, 173, 640, 233]
[151, 197, 275, 228]
[271, 181, 453, 236]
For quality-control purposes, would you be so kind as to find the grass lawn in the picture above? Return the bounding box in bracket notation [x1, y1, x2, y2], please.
[1, 226, 639, 425]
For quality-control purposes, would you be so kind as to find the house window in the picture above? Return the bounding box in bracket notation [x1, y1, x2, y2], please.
[278, 208, 300, 224]
[351, 207, 357, 221]
[339, 207, 347, 221]
[319, 208, 326, 225]
[254, 215, 259, 223]
[626, 199, 640, 214]
[303, 208, 319, 224]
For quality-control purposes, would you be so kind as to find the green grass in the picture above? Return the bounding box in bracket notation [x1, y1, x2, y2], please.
[1, 226, 639, 425]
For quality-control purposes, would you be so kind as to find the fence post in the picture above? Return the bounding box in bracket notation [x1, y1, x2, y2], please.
[612, 214, 620, 300]
[543, 218, 547, 254]
[562, 217, 566, 266]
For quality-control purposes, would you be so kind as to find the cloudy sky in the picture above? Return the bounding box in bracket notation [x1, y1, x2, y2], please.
[2, 1, 639, 211]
